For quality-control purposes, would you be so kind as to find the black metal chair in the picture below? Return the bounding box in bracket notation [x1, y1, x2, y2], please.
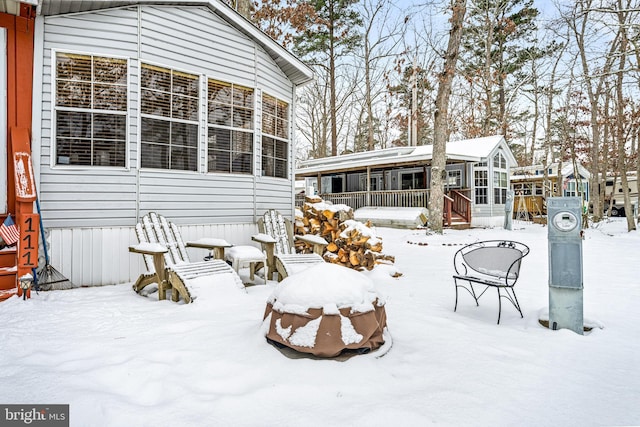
[452, 240, 530, 324]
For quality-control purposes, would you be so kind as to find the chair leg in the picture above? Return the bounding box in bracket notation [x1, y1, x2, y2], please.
[496, 287, 502, 324]
[508, 288, 523, 318]
[249, 262, 256, 281]
[158, 280, 170, 301]
[132, 273, 157, 294]
[167, 271, 192, 304]
[454, 279, 459, 312]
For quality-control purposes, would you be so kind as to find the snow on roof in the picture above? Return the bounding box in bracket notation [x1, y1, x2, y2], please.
[510, 162, 591, 181]
[296, 135, 509, 176]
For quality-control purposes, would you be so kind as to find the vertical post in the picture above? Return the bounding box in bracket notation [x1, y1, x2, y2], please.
[547, 197, 584, 335]
[366, 166, 371, 206]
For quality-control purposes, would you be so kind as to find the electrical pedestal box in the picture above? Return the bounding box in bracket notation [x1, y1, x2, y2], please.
[547, 197, 584, 335]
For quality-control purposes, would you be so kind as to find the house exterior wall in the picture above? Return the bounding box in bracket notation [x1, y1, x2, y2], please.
[33, 5, 298, 286]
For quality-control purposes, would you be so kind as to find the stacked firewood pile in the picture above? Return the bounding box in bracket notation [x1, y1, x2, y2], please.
[295, 196, 395, 271]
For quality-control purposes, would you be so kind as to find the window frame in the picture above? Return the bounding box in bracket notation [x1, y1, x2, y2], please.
[51, 49, 130, 170]
[493, 152, 508, 204]
[474, 166, 489, 205]
[261, 93, 290, 179]
[139, 61, 201, 172]
[206, 79, 255, 175]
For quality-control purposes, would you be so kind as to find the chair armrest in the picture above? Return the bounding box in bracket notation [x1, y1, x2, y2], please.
[129, 244, 168, 281]
[295, 234, 328, 255]
[186, 238, 232, 260]
[251, 233, 277, 244]
[129, 243, 168, 256]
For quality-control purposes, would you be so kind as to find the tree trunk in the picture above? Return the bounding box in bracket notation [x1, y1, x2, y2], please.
[429, 0, 467, 234]
[614, 0, 635, 231]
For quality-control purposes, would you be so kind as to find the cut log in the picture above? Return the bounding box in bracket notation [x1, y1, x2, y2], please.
[295, 197, 397, 272]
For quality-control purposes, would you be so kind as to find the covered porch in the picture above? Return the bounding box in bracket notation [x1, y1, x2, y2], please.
[295, 135, 518, 229]
[295, 187, 472, 228]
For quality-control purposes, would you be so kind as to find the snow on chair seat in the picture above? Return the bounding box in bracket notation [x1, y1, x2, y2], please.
[452, 240, 529, 324]
[225, 245, 267, 282]
[129, 212, 243, 303]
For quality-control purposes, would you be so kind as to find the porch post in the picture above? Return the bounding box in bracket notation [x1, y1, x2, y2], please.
[316, 173, 322, 194]
[366, 166, 371, 206]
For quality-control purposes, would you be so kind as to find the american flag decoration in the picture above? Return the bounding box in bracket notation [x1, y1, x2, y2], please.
[0, 215, 20, 246]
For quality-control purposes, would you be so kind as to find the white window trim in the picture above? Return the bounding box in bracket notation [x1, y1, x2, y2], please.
[50, 49, 131, 171]
[138, 60, 203, 173]
[260, 92, 290, 180]
[473, 165, 489, 205]
[205, 77, 256, 176]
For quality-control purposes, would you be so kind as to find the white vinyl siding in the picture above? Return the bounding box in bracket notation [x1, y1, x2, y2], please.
[37, 5, 295, 229]
[34, 4, 300, 285]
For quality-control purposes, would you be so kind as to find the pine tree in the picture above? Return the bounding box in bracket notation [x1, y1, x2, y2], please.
[460, 0, 542, 138]
[293, 0, 362, 157]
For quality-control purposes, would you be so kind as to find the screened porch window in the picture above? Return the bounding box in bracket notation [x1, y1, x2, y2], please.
[140, 64, 199, 171]
[207, 80, 254, 174]
[262, 94, 289, 178]
[54, 52, 127, 167]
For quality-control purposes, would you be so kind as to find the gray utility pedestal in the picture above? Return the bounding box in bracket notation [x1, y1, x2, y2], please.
[547, 197, 584, 335]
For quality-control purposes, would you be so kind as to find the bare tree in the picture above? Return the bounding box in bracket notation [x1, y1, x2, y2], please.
[429, 0, 467, 234]
[357, 0, 405, 151]
[613, 0, 636, 231]
[563, 0, 620, 222]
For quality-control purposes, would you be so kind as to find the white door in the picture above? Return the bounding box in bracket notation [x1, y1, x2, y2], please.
[1, 28, 7, 214]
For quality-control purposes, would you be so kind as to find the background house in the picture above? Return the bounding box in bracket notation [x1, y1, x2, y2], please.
[29, 0, 313, 286]
[295, 135, 517, 228]
[510, 162, 591, 218]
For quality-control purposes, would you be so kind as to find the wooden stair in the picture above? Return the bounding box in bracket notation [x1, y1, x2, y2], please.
[447, 213, 470, 230]
[0, 245, 18, 301]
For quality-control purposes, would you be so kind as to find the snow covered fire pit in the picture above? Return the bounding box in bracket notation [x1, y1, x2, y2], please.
[262, 263, 388, 358]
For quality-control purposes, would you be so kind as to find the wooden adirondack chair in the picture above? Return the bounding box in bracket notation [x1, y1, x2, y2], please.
[129, 212, 243, 303]
[252, 209, 328, 281]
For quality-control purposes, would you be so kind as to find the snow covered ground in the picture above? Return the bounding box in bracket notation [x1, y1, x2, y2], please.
[1, 218, 638, 427]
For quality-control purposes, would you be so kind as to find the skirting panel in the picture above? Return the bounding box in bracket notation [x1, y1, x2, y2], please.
[47, 222, 260, 287]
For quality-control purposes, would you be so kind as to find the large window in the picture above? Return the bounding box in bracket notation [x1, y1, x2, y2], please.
[262, 94, 289, 178]
[207, 80, 254, 174]
[401, 171, 424, 190]
[474, 169, 488, 205]
[54, 52, 127, 167]
[493, 152, 508, 204]
[140, 64, 199, 171]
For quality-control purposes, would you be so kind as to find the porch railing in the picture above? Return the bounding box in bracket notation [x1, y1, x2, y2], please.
[450, 189, 472, 223]
[296, 188, 472, 224]
[296, 189, 430, 210]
